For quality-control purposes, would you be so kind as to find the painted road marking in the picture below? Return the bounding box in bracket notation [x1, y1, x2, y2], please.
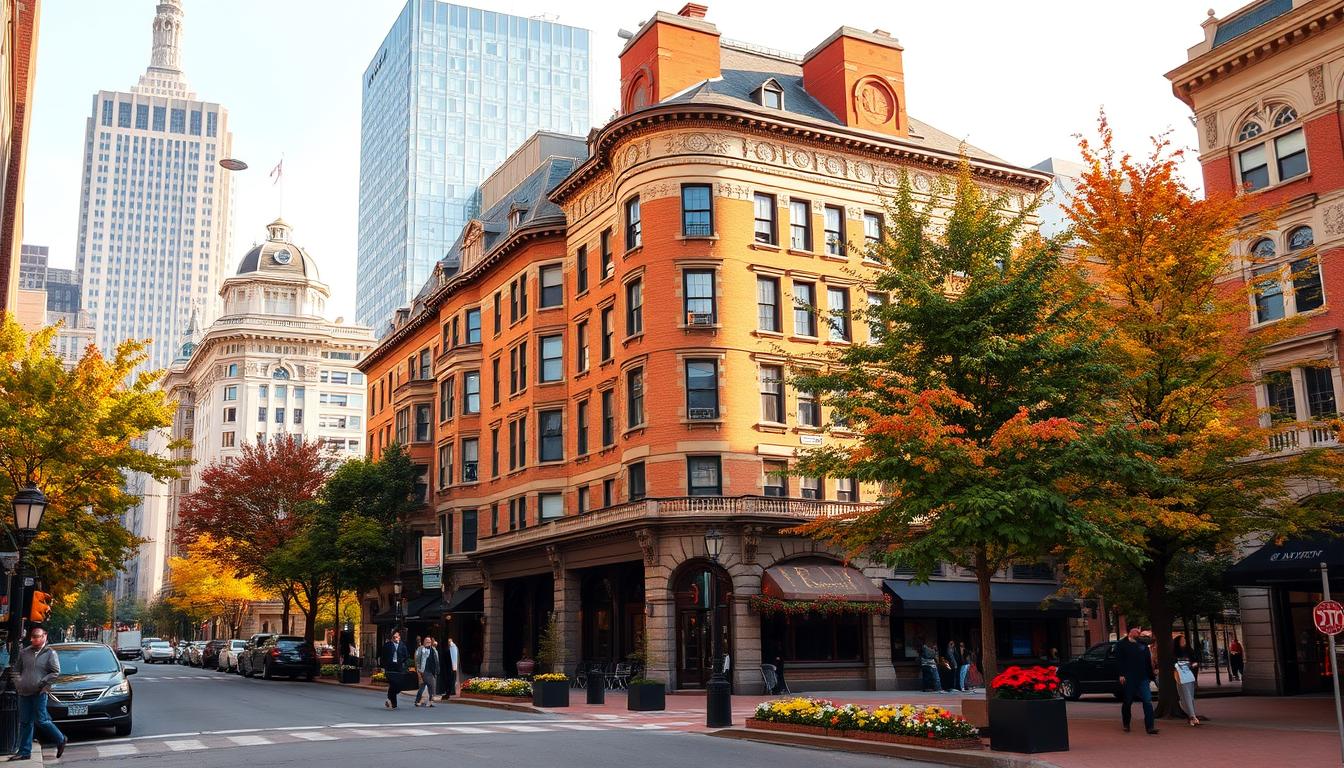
[164, 739, 208, 751]
[290, 731, 338, 741]
[96, 744, 139, 757]
[227, 735, 273, 746]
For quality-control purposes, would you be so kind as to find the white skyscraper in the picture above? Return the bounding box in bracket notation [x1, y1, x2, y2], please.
[75, 0, 234, 373]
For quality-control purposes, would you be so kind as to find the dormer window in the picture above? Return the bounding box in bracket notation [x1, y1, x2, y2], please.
[511, 209, 525, 228]
[755, 79, 784, 110]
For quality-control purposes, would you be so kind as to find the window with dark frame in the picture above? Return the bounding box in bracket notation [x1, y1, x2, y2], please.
[683, 269, 716, 324]
[463, 371, 480, 414]
[491, 427, 500, 477]
[603, 478, 616, 508]
[757, 276, 780, 332]
[540, 265, 563, 308]
[801, 476, 823, 499]
[754, 193, 777, 244]
[414, 404, 432, 442]
[626, 279, 643, 335]
[577, 320, 590, 372]
[686, 359, 718, 419]
[576, 245, 589, 294]
[687, 456, 722, 496]
[824, 205, 845, 256]
[827, 286, 850, 341]
[1265, 370, 1296, 422]
[760, 365, 785, 423]
[836, 477, 858, 502]
[625, 198, 641, 250]
[681, 184, 713, 236]
[793, 281, 817, 336]
[790, 199, 811, 251]
[798, 387, 820, 427]
[492, 358, 501, 404]
[601, 307, 614, 360]
[461, 438, 479, 482]
[491, 503, 499, 535]
[577, 486, 590, 514]
[863, 212, 882, 259]
[763, 460, 788, 497]
[1306, 367, 1338, 418]
[577, 400, 590, 455]
[627, 367, 645, 427]
[540, 335, 563, 382]
[466, 308, 482, 344]
[493, 291, 502, 334]
[601, 228, 615, 277]
[440, 378, 454, 421]
[509, 280, 519, 323]
[461, 509, 477, 552]
[601, 390, 615, 447]
[539, 409, 563, 462]
[628, 461, 646, 501]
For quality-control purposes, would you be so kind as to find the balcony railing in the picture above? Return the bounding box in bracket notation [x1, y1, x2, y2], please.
[473, 495, 876, 554]
[1266, 421, 1340, 453]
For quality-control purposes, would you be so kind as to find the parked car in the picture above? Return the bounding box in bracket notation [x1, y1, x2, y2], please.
[202, 640, 229, 669]
[244, 635, 317, 681]
[45, 642, 135, 737]
[175, 643, 192, 665]
[187, 640, 206, 667]
[1056, 641, 1159, 700]
[141, 641, 174, 664]
[237, 634, 276, 678]
[217, 639, 249, 672]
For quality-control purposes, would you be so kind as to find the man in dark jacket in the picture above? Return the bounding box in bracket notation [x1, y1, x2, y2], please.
[13, 626, 66, 760]
[381, 630, 409, 709]
[1116, 626, 1158, 734]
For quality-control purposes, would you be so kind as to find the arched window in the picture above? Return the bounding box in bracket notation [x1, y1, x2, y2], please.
[1288, 225, 1314, 251]
[1251, 238, 1276, 260]
[1273, 106, 1298, 127]
[1237, 122, 1263, 141]
[1237, 106, 1308, 192]
[272, 368, 290, 380]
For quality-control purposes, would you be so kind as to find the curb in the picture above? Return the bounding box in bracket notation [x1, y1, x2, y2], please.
[709, 728, 1063, 768]
[451, 696, 547, 715]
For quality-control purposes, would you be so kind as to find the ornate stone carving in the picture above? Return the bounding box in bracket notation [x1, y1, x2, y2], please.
[715, 182, 751, 200]
[641, 182, 676, 201]
[811, 199, 824, 214]
[741, 525, 764, 565]
[846, 205, 863, 220]
[1203, 114, 1218, 148]
[478, 561, 491, 585]
[545, 544, 562, 580]
[666, 132, 733, 156]
[1310, 65, 1326, 105]
[635, 528, 658, 567]
[1324, 203, 1344, 236]
[853, 76, 898, 129]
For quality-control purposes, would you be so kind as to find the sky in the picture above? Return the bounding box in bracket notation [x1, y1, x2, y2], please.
[25, 0, 1229, 321]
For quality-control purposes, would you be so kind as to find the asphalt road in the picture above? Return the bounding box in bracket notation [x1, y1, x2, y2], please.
[44, 662, 940, 767]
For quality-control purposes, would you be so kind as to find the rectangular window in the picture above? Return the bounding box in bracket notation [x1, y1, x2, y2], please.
[601, 228, 614, 278]
[461, 509, 478, 552]
[117, 102, 132, 128]
[466, 308, 482, 343]
[681, 184, 713, 236]
[418, 349, 432, 380]
[794, 281, 817, 336]
[603, 478, 616, 508]
[754, 193, 777, 244]
[508, 421, 518, 470]
[760, 365, 785, 423]
[517, 415, 526, 468]
[509, 347, 519, 394]
[828, 286, 851, 341]
[275, 408, 285, 424]
[101, 100, 113, 126]
[763, 460, 788, 497]
[576, 245, 589, 294]
[577, 400, 590, 456]
[539, 493, 564, 521]
[222, 432, 236, 448]
[440, 379, 454, 421]
[801, 476, 823, 500]
[491, 427, 500, 477]
[625, 199, 641, 250]
[450, 317, 460, 349]
[539, 409, 563, 462]
[509, 281, 519, 323]
[628, 461, 647, 501]
[1276, 128, 1308, 182]
[686, 359, 719, 419]
[396, 408, 409, 444]
[190, 109, 202, 135]
[626, 279, 643, 335]
[540, 265, 563, 308]
[494, 291, 502, 334]
[259, 407, 268, 423]
[137, 104, 151, 129]
[1239, 144, 1269, 191]
[462, 438, 479, 482]
[867, 292, 888, 343]
[824, 205, 845, 256]
[415, 404, 433, 442]
[601, 390, 615, 447]
[491, 503, 499, 535]
[540, 335, 563, 382]
[757, 276, 781, 332]
[688, 456, 722, 496]
[223, 407, 236, 423]
[601, 307, 614, 361]
[627, 367, 645, 427]
[684, 270, 716, 324]
[1254, 265, 1286, 323]
[463, 371, 480, 413]
[863, 212, 882, 246]
[1306, 367, 1338, 418]
[438, 444, 453, 488]
[492, 358, 501, 404]
[576, 321, 590, 372]
[798, 388, 820, 427]
[206, 111, 217, 137]
[153, 106, 165, 131]
[170, 108, 186, 133]
[1265, 370, 1296, 422]
[1292, 257, 1324, 313]
[577, 486, 590, 515]
[223, 385, 238, 401]
[836, 477, 859, 502]
[293, 409, 303, 425]
[790, 199, 812, 250]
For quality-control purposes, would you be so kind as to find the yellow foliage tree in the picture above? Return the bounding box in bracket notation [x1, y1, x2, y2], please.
[166, 536, 270, 638]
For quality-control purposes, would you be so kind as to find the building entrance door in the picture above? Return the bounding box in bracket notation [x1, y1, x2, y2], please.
[673, 561, 731, 689]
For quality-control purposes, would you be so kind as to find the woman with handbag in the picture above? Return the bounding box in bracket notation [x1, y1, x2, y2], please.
[1172, 635, 1200, 726]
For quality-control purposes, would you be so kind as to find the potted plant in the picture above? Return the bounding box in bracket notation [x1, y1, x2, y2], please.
[625, 631, 665, 712]
[532, 614, 570, 708]
[987, 665, 1068, 753]
[340, 664, 361, 684]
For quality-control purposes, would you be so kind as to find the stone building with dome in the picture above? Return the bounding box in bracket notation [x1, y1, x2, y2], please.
[127, 219, 376, 627]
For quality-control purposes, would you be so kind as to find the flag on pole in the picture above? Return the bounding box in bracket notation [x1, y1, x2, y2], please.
[269, 159, 283, 185]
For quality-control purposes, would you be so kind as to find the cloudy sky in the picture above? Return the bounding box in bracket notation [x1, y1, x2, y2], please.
[25, 0, 1226, 320]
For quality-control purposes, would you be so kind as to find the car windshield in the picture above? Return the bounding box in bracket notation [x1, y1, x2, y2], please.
[277, 640, 306, 650]
[54, 648, 120, 675]
[149, 642, 170, 649]
[232, 641, 247, 648]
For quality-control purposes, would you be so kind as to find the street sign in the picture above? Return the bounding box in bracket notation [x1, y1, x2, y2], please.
[1315, 599, 1344, 635]
[421, 535, 442, 591]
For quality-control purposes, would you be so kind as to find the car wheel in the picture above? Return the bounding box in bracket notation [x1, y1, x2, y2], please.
[114, 719, 132, 737]
[263, 662, 273, 680]
[1059, 677, 1082, 701]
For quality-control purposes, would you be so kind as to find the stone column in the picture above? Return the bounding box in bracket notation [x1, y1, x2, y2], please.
[1238, 587, 1282, 694]
[552, 562, 581, 675]
[640, 528, 675, 689]
[481, 572, 505, 677]
[730, 589, 763, 693]
[867, 613, 897, 690]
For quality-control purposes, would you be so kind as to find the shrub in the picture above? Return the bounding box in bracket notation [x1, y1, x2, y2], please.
[461, 677, 532, 697]
[533, 672, 568, 682]
[371, 672, 387, 684]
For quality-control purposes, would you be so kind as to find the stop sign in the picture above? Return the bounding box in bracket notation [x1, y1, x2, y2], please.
[1314, 600, 1344, 635]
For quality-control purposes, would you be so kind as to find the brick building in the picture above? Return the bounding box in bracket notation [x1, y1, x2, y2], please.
[1167, 0, 1344, 695]
[360, 4, 1078, 692]
[0, 0, 39, 317]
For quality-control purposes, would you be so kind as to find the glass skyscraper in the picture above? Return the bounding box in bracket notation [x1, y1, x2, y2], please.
[356, 1, 591, 331]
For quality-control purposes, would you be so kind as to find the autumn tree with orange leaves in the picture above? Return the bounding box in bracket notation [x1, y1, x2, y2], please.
[792, 162, 1124, 693]
[1065, 117, 1344, 717]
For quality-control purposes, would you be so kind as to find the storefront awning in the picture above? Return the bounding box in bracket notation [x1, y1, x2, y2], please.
[444, 587, 483, 613]
[762, 563, 885, 602]
[404, 590, 443, 620]
[883, 579, 1080, 618]
[1224, 534, 1344, 588]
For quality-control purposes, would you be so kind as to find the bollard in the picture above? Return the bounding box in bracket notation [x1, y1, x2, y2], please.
[0, 684, 17, 755]
[586, 670, 605, 705]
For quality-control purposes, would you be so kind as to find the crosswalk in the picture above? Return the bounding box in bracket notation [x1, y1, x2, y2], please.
[131, 675, 242, 683]
[51, 719, 693, 762]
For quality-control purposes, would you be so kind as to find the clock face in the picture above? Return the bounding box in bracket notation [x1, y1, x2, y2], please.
[273, 249, 292, 265]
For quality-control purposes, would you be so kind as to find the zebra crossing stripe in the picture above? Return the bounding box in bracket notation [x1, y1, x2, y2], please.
[290, 731, 337, 741]
[444, 726, 494, 734]
[228, 735, 273, 746]
[96, 744, 139, 757]
[165, 739, 208, 751]
[553, 724, 606, 731]
[394, 728, 438, 736]
[498, 725, 549, 732]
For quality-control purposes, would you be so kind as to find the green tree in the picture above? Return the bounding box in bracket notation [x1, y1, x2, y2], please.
[791, 162, 1122, 692]
[0, 317, 180, 594]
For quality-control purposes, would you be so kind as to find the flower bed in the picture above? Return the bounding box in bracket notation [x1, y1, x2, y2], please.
[990, 665, 1060, 699]
[460, 677, 532, 698]
[748, 593, 892, 616]
[749, 698, 980, 750]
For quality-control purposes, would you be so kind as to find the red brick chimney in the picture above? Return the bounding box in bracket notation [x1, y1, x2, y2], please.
[618, 6, 721, 114]
[802, 27, 908, 138]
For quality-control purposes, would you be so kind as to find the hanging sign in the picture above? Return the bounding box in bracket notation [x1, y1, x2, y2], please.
[421, 535, 443, 590]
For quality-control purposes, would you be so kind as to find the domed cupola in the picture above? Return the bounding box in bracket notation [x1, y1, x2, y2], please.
[234, 217, 320, 281]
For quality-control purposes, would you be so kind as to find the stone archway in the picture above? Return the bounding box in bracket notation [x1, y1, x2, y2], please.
[670, 558, 733, 689]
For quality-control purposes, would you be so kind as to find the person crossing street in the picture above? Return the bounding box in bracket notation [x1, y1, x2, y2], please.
[11, 626, 66, 761]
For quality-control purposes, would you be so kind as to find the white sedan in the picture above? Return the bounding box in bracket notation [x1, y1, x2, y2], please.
[142, 640, 175, 663]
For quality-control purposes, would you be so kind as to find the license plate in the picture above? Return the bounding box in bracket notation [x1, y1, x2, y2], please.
[66, 704, 88, 716]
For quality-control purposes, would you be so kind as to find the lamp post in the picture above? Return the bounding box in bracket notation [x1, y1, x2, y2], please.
[2, 483, 47, 755]
[703, 528, 731, 728]
[392, 577, 403, 635]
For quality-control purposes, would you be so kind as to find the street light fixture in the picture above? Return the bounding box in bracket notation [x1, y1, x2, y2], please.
[392, 578, 403, 634]
[11, 484, 47, 546]
[703, 527, 731, 728]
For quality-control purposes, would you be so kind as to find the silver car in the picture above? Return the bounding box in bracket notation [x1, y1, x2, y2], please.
[217, 640, 248, 672]
[142, 641, 174, 664]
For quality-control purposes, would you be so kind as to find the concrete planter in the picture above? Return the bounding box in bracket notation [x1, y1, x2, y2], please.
[988, 697, 1068, 753]
[627, 682, 665, 711]
[532, 680, 570, 708]
[745, 719, 981, 750]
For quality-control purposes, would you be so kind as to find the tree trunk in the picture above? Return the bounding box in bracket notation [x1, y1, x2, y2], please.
[281, 590, 292, 634]
[1142, 560, 1183, 719]
[975, 547, 997, 702]
[334, 577, 341, 665]
[1208, 614, 1222, 686]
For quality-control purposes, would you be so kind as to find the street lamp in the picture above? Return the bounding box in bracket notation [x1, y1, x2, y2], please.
[703, 528, 731, 728]
[392, 578, 403, 634]
[11, 484, 46, 546]
[2, 483, 46, 754]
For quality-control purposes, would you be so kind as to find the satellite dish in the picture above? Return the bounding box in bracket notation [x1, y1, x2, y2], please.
[219, 158, 249, 171]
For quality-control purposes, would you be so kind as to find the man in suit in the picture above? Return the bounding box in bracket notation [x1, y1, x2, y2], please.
[1116, 626, 1158, 734]
[381, 630, 409, 709]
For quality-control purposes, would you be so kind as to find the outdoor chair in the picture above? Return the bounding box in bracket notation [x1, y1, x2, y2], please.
[573, 663, 587, 689]
[606, 662, 632, 690]
[761, 663, 790, 694]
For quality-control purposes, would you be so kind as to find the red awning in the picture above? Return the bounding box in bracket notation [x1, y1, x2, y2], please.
[761, 563, 884, 602]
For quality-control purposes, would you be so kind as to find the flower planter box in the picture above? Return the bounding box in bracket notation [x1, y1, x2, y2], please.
[745, 719, 980, 750]
[988, 697, 1068, 754]
[627, 681, 665, 711]
[464, 692, 532, 703]
[746, 719, 834, 737]
[533, 679, 571, 708]
[339, 668, 361, 684]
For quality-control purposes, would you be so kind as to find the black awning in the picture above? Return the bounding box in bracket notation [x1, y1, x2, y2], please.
[883, 579, 1080, 618]
[444, 587, 483, 614]
[403, 590, 444, 620]
[1225, 534, 1344, 588]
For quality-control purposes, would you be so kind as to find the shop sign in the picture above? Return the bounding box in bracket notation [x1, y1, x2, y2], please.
[1315, 600, 1344, 636]
[421, 535, 442, 590]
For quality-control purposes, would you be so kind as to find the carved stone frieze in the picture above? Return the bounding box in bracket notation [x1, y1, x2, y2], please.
[845, 205, 863, 220]
[741, 525, 764, 565]
[635, 527, 658, 567]
[545, 544, 562, 580]
[715, 182, 751, 200]
[1310, 65, 1326, 105]
[1324, 203, 1344, 236]
[1203, 114, 1218, 148]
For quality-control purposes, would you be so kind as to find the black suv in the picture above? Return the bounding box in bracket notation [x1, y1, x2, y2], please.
[245, 635, 317, 681]
[237, 633, 275, 677]
[45, 642, 136, 736]
[1056, 641, 1160, 700]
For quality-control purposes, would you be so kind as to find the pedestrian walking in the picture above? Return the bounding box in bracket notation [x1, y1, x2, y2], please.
[944, 640, 963, 692]
[918, 639, 942, 693]
[965, 646, 984, 689]
[1172, 635, 1200, 727]
[441, 638, 459, 700]
[956, 641, 972, 691]
[12, 626, 66, 761]
[414, 636, 439, 707]
[381, 630, 409, 710]
[1116, 626, 1158, 735]
[1228, 638, 1244, 681]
